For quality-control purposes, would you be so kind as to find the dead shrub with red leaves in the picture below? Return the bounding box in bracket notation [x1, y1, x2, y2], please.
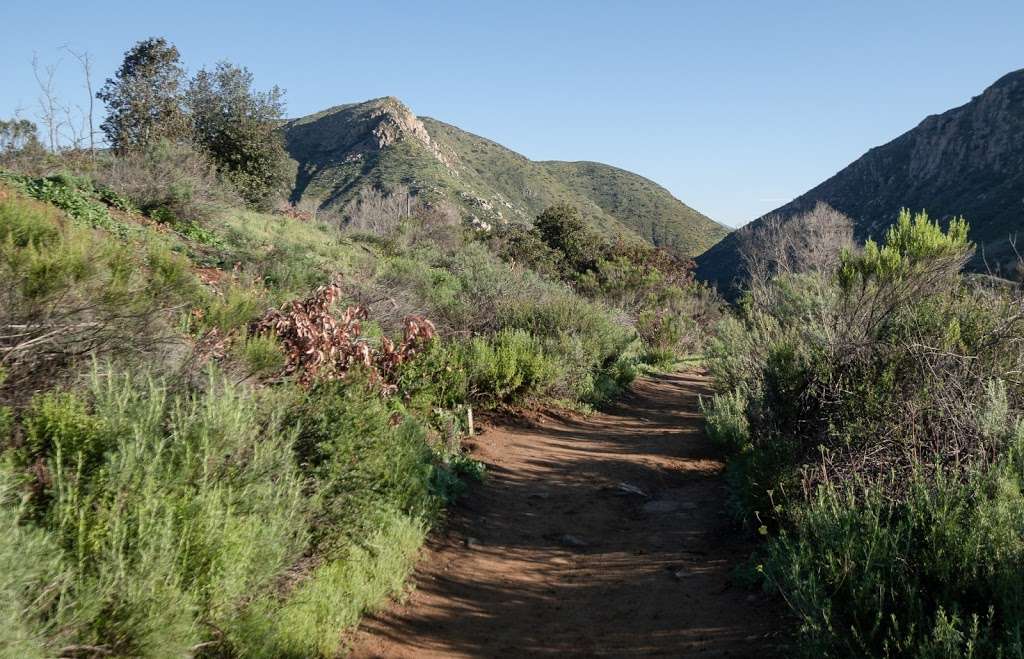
[249, 281, 435, 391]
[276, 201, 314, 222]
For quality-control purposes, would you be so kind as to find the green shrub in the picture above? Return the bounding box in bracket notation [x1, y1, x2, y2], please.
[218, 375, 455, 657]
[1, 171, 133, 237]
[0, 190, 61, 247]
[466, 329, 557, 405]
[396, 338, 470, 411]
[0, 405, 11, 440]
[1, 357, 486, 656]
[446, 451, 487, 484]
[707, 210, 1024, 656]
[586, 353, 639, 406]
[199, 279, 268, 333]
[237, 507, 427, 658]
[237, 334, 287, 377]
[533, 204, 605, 275]
[23, 391, 108, 470]
[95, 140, 234, 224]
[0, 467, 71, 658]
[484, 221, 563, 277]
[637, 308, 686, 363]
[838, 209, 970, 289]
[10, 368, 308, 655]
[766, 460, 1024, 657]
[376, 241, 635, 404]
[701, 389, 750, 454]
[381, 254, 469, 328]
[482, 204, 718, 362]
[287, 376, 442, 545]
[95, 184, 136, 212]
[0, 190, 200, 383]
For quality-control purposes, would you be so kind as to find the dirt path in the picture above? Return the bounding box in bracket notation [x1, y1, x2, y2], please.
[350, 371, 781, 657]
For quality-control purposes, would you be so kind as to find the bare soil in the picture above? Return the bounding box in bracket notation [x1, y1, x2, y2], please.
[349, 371, 783, 657]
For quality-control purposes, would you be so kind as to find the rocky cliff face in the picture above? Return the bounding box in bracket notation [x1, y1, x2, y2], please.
[364, 98, 458, 169]
[697, 68, 1024, 292]
[284, 97, 458, 199]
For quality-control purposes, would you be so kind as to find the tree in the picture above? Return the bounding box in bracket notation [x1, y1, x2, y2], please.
[32, 53, 65, 152]
[534, 204, 605, 275]
[186, 61, 293, 207]
[0, 118, 46, 170]
[0, 119, 42, 153]
[97, 37, 188, 153]
[737, 202, 855, 306]
[64, 46, 96, 154]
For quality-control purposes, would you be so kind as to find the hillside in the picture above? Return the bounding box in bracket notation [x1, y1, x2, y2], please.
[697, 68, 1024, 291]
[0, 160, 698, 656]
[0, 105, 721, 655]
[284, 97, 728, 257]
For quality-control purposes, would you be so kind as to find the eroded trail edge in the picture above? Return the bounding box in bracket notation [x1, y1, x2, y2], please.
[351, 371, 779, 657]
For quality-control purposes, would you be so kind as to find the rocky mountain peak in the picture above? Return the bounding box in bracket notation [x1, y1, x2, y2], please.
[365, 97, 428, 147]
[368, 97, 458, 169]
[284, 96, 458, 178]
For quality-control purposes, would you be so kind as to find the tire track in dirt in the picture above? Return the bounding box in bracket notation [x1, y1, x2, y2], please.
[350, 371, 782, 657]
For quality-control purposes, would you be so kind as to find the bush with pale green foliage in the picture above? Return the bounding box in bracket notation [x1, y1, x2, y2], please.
[0, 363, 470, 657]
[4, 369, 309, 655]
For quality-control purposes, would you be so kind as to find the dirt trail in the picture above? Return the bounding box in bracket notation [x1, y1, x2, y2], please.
[350, 371, 781, 657]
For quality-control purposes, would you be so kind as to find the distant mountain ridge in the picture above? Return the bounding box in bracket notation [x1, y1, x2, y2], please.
[697, 68, 1024, 291]
[283, 97, 728, 257]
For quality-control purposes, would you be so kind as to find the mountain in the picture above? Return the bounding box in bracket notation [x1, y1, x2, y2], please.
[283, 97, 728, 257]
[697, 68, 1024, 291]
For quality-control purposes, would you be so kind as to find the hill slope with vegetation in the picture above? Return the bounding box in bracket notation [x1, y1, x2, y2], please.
[0, 36, 721, 657]
[284, 98, 728, 257]
[697, 68, 1024, 293]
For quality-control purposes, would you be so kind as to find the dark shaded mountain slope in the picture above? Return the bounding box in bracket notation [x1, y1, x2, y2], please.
[698, 69, 1024, 291]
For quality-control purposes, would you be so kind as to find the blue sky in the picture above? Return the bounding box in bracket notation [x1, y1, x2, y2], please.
[2, 1, 1022, 227]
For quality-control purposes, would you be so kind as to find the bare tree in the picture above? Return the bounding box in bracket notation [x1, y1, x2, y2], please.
[737, 201, 855, 305]
[63, 46, 96, 154]
[32, 53, 65, 151]
[341, 185, 417, 234]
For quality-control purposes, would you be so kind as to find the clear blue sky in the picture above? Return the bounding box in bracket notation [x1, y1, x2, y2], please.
[2, 1, 1022, 227]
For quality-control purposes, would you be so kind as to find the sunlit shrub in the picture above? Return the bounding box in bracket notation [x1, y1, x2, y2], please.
[465, 329, 557, 405]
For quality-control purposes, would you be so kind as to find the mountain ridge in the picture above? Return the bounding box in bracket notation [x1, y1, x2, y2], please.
[696, 68, 1024, 291]
[283, 97, 729, 257]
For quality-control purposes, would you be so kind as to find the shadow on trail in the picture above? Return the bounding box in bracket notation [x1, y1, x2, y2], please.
[350, 372, 783, 658]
